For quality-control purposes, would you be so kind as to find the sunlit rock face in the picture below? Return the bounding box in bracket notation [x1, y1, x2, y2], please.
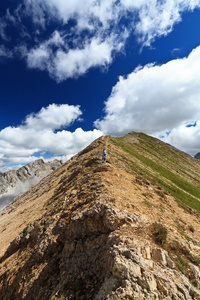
[0, 159, 62, 210]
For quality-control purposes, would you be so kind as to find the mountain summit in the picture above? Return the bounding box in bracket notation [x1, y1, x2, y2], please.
[0, 132, 200, 299]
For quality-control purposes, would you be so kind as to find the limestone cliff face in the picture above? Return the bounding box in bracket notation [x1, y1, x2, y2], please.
[0, 159, 62, 210]
[0, 133, 200, 300]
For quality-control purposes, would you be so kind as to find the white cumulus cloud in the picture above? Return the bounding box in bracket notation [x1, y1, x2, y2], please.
[1, 0, 200, 81]
[26, 34, 123, 81]
[0, 104, 102, 172]
[95, 45, 200, 155]
[160, 121, 200, 156]
[24, 103, 82, 130]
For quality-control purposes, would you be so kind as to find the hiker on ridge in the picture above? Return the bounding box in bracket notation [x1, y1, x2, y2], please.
[103, 148, 107, 162]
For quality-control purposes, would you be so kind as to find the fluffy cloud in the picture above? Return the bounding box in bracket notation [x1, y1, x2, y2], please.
[123, 0, 200, 46]
[0, 104, 102, 172]
[24, 103, 82, 130]
[160, 121, 200, 156]
[25, 0, 200, 37]
[95, 46, 200, 154]
[1, 0, 200, 81]
[24, 0, 120, 30]
[27, 34, 124, 81]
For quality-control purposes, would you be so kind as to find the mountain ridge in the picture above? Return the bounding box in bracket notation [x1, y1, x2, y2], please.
[0, 158, 62, 211]
[0, 132, 200, 299]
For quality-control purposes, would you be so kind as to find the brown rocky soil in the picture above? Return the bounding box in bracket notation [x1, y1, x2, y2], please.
[0, 134, 200, 299]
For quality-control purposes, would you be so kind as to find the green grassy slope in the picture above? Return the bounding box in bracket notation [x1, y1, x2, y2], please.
[109, 132, 200, 213]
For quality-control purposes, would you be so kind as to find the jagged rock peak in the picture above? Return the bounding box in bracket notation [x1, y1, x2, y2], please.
[0, 158, 62, 187]
[0, 158, 63, 210]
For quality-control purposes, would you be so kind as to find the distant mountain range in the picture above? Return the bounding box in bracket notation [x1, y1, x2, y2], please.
[0, 159, 62, 211]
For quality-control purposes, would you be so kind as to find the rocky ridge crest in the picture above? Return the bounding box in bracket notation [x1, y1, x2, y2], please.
[0, 133, 200, 299]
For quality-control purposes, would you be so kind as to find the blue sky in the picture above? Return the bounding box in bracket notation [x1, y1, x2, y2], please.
[1, 0, 200, 172]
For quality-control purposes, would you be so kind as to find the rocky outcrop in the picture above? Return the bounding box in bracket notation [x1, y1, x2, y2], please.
[96, 235, 199, 300]
[1, 202, 200, 300]
[0, 159, 62, 210]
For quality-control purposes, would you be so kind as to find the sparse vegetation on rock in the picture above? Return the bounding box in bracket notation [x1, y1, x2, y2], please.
[152, 222, 167, 245]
